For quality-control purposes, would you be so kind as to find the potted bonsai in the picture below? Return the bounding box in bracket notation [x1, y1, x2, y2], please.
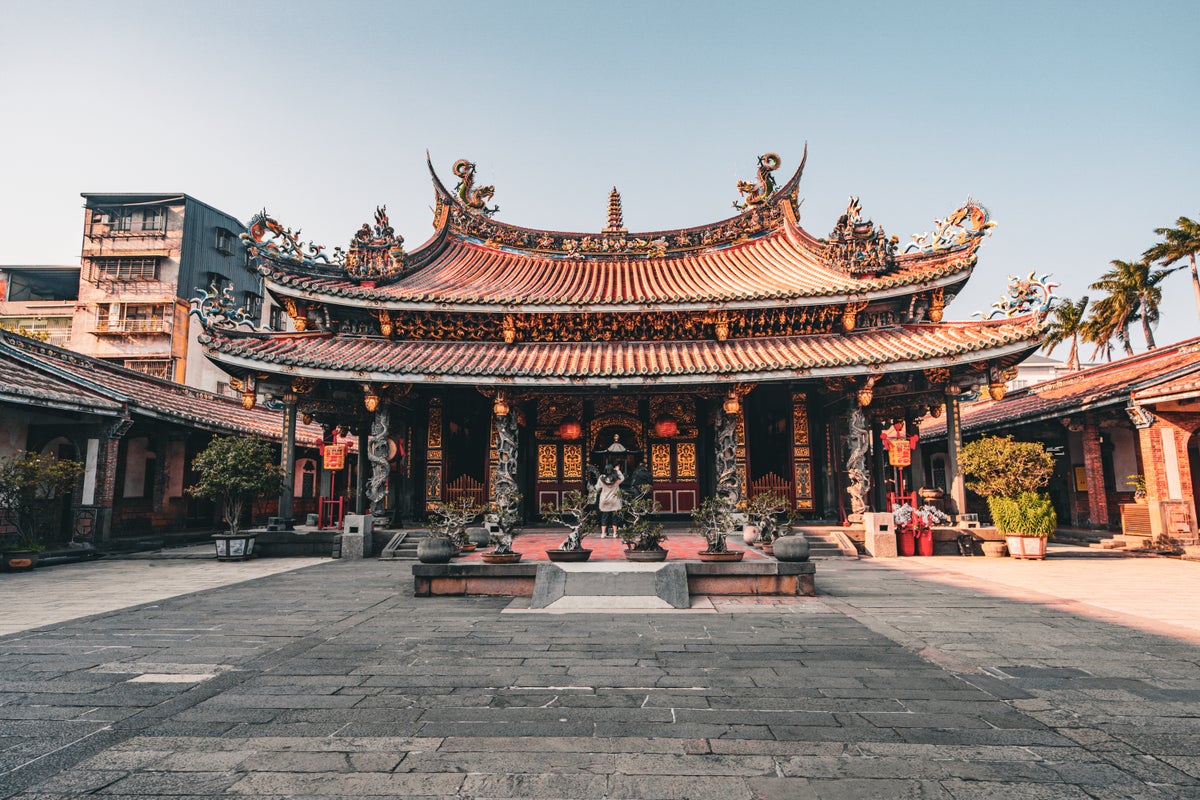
[421, 498, 479, 563]
[0, 451, 83, 571]
[187, 436, 282, 561]
[542, 489, 594, 561]
[960, 435, 1056, 560]
[482, 489, 522, 564]
[620, 493, 668, 561]
[745, 491, 788, 552]
[691, 496, 744, 562]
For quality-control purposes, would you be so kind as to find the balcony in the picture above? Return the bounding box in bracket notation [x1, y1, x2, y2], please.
[93, 317, 170, 335]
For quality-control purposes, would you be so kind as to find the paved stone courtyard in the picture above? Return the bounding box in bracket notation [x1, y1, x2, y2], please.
[2, 548, 1199, 798]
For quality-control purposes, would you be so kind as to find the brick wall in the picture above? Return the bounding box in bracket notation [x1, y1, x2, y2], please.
[1081, 417, 1109, 528]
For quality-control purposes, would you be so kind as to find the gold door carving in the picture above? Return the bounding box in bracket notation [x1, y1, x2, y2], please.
[792, 393, 814, 510]
[651, 444, 672, 479]
[562, 444, 583, 479]
[537, 444, 558, 479]
[676, 442, 697, 479]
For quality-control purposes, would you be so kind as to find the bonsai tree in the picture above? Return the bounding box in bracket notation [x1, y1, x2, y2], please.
[0, 452, 83, 550]
[427, 497, 481, 546]
[541, 489, 594, 551]
[959, 436, 1057, 538]
[691, 495, 737, 553]
[186, 436, 282, 535]
[745, 491, 789, 544]
[620, 493, 667, 553]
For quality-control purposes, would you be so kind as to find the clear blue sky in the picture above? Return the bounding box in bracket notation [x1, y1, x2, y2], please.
[2, 0, 1196, 350]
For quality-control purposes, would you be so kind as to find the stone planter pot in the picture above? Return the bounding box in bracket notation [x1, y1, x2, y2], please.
[980, 541, 1008, 558]
[417, 537, 455, 564]
[546, 549, 592, 562]
[699, 550, 744, 562]
[467, 527, 492, 547]
[212, 533, 257, 561]
[1005, 535, 1048, 560]
[2, 550, 40, 571]
[625, 549, 668, 562]
[481, 552, 522, 564]
[772, 535, 810, 562]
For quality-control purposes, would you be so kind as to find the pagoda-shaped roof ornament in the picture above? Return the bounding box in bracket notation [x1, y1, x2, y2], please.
[604, 187, 626, 234]
[822, 196, 898, 277]
[344, 206, 406, 283]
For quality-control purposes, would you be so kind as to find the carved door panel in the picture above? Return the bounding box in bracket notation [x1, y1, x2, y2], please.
[649, 440, 699, 514]
[535, 441, 585, 514]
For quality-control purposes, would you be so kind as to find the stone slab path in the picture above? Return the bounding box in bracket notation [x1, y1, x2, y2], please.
[1, 547, 1198, 798]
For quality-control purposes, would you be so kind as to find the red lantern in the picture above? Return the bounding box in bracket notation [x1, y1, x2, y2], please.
[558, 421, 582, 440]
[653, 415, 678, 438]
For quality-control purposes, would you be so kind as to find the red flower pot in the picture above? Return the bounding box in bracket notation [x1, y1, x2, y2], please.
[916, 530, 934, 557]
[898, 529, 916, 556]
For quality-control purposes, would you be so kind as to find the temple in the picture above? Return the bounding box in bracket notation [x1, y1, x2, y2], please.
[192, 149, 1052, 528]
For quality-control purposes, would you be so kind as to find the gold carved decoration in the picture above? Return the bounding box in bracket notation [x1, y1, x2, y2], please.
[651, 443, 672, 479]
[537, 444, 558, 479]
[562, 444, 583, 479]
[282, 298, 307, 332]
[427, 402, 443, 449]
[501, 316, 516, 344]
[928, 288, 945, 323]
[376, 310, 393, 338]
[676, 442, 697, 479]
[842, 300, 869, 332]
[792, 393, 814, 510]
[713, 311, 730, 342]
[592, 397, 638, 417]
[923, 367, 951, 386]
[290, 377, 316, 394]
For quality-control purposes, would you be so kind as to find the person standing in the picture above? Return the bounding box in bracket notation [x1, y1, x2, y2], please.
[596, 465, 625, 538]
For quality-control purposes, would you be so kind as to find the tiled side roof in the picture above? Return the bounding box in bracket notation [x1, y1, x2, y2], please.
[262, 227, 972, 310]
[0, 358, 124, 415]
[920, 338, 1200, 439]
[0, 332, 321, 445]
[202, 318, 1044, 387]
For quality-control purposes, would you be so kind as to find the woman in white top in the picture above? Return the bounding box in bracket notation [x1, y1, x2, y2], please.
[596, 465, 625, 538]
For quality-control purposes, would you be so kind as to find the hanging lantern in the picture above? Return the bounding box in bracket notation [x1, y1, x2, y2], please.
[988, 381, 1007, 401]
[653, 415, 679, 438]
[558, 420, 582, 440]
[493, 393, 509, 417]
[928, 403, 943, 418]
[241, 390, 256, 410]
[857, 375, 878, 407]
[722, 392, 740, 415]
[364, 390, 380, 413]
[300, 412, 313, 425]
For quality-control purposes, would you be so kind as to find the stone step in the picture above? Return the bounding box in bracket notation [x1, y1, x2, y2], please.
[530, 562, 690, 610]
[380, 530, 427, 560]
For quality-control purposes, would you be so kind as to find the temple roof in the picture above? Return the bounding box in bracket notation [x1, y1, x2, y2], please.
[0, 330, 322, 444]
[199, 316, 1044, 388]
[920, 337, 1200, 439]
[246, 149, 994, 313]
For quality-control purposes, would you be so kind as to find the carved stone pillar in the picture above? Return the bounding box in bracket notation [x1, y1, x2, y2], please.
[493, 410, 519, 503]
[844, 405, 870, 522]
[279, 394, 297, 523]
[367, 406, 390, 517]
[945, 389, 966, 516]
[356, 418, 370, 515]
[714, 410, 740, 506]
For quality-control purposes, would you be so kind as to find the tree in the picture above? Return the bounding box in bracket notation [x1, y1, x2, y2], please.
[958, 436, 1054, 499]
[1144, 215, 1200, 320]
[0, 452, 83, 549]
[186, 436, 282, 534]
[1041, 295, 1088, 369]
[1086, 258, 1175, 354]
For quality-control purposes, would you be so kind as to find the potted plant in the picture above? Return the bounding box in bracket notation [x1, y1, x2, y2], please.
[691, 496, 744, 562]
[421, 498, 479, 563]
[1126, 475, 1148, 504]
[989, 492, 1056, 560]
[0, 452, 83, 571]
[745, 491, 788, 550]
[482, 490, 522, 563]
[960, 435, 1056, 560]
[187, 436, 282, 561]
[620, 494, 668, 561]
[541, 489, 594, 561]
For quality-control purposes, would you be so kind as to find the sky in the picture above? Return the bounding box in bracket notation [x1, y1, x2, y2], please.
[2, 0, 1197, 351]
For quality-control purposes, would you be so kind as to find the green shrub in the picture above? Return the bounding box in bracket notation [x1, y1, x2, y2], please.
[987, 492, 1056, 537]
[959, 436, 1054, 498]
[187, 436, 282, 534]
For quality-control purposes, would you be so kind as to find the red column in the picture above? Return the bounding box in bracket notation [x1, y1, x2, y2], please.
[1081, 417, 1109, 528]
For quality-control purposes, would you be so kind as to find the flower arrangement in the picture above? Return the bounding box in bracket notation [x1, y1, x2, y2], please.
[892, 503, 950, 538]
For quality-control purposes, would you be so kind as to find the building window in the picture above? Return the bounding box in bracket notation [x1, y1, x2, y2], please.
[268, 305, 286, 331]
[140, 207, 165, 232]
[243, 292, 262, 320]
[115, 358, 174, 379]
[110, 209, 134, 232]
[215, 228, 237, 256]
[930, 454, 948, 493]
[205, 272, 229, 292]
[96, 304, 171, 334]
[88, 256, 160, 281]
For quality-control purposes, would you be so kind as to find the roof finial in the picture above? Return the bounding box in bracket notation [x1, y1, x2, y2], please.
[604, 187, 626, 234]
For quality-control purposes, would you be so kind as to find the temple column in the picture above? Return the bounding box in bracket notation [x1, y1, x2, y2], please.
[493, 406, 519, 504]
[945, 388, 966, 517]
[844, 404, 870, 522]
[906, 413, 927, 493]
[278, 393, 297, 524]
[356, 418, 370, 515]
[1081, 416, 1110, 528]
[714, 409, 740, 506]
[366, 406, 391, 517]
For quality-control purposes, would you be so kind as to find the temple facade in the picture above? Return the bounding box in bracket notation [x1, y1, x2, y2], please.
[192, 149, 1052, 526]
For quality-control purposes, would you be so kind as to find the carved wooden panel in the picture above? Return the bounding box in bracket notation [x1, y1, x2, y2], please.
[651, 444, 672, 479]
[676, 442, 697, 479]
[537, 444, 558, 479]
[791, 393, 814, 511]
[562, 444, 583, 479]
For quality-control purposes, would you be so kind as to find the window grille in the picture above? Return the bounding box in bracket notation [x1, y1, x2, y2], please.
[120, 358, 173, 379]
[140, 207, 165, 232]
[89, 257, 160, 281]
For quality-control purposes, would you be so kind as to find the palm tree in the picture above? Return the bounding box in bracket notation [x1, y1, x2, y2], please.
[1087, 258, 1174, 352]
[1041, 296, 1088, 369]
[1144, 215, 1200, 320]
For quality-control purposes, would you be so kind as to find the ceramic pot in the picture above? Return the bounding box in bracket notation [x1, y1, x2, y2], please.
[916, 532, 934, 557]
[546, 549, 592, 562]
[467, 527, 492, 547]
[772, 535, 810, 562]
[698, 550, 744, 562]
[481, 552, 522, 564]
[417, 537, 455, 564]
[980, 541, 1007, 558]
[2, 550, 39, 571]
[897, 529, 916, 557]
[1005, 535, 1047, 560]
[625, 549, 668, 562]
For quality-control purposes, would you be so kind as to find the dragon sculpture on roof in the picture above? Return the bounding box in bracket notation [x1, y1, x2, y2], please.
[906, 199, 996, 253]
[453, 159, 499, 217]
[978, 272, 1059, 320]
[242, 210, 340, 268]
[733, 153, 781, 211]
